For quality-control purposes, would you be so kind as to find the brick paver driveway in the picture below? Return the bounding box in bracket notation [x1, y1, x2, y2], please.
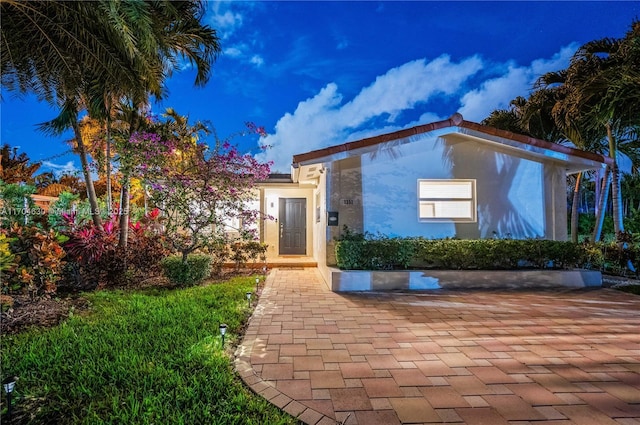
[235, 268, 640, 425]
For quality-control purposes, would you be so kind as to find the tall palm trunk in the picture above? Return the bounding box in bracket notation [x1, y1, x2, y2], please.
[118, 179, 130, 248]
[105, 105, 112, 211]
[592, 166, 611, 242]
[118, 113, 140, 250]
[72, 120, 102, 228]
[570, 172, 582, 243]
[594, 168, 602, 217]
[606, 123, 625, 234]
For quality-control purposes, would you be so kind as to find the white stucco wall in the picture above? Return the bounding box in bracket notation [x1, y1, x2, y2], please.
[261, 185, 315, 258]
[345, 132, 567, 240]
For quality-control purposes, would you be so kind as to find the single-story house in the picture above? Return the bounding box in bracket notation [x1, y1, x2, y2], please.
[255, 113, 611, 284]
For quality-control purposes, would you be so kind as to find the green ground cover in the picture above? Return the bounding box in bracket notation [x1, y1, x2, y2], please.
[1, 276, 298, 424]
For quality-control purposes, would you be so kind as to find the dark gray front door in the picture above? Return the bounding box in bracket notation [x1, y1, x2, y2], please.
[279, 198, 306, 255]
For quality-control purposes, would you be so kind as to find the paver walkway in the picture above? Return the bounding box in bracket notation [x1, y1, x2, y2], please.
[235, 268, 640, 425]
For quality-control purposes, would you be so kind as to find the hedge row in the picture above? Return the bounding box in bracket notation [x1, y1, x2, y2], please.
[335, 238, 638, 274]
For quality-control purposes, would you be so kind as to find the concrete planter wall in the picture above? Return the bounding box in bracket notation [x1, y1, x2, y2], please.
[329, 268, 602, 292]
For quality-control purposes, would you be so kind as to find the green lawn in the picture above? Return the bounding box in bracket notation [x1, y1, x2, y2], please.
[1, 277, 299, 424]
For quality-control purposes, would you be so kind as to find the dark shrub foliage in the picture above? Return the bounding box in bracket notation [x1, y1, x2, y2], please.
[334, 229, 638, 275]
[161, 254, 212, 286]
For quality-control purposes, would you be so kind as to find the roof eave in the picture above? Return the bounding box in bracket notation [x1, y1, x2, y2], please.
[291, 113, 612, 170]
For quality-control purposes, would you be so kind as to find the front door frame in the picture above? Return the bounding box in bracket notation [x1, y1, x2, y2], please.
[278, 197, 307, 255]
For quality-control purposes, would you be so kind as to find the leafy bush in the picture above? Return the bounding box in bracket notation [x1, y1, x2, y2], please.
[335, 232, 589, 271]
[230, 241, 268, 272]
[161, 254, 212, 286]
[47, 191, 80, 231]
[336, 238, 415, 270]
[207, 241, 230, 277]
[63, 218, 123, 289]
[62, 210, 169, 289]
[0, 180, 42, 227]
[127, 219, 170, 276]
[0, 233, 17, 274]
[594, 237, 639, 277]
[2, 224, 66, 298]
[335, 226, 415, 270]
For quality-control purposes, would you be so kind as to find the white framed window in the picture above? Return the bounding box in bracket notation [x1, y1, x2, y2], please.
[418, 179, 476, 222]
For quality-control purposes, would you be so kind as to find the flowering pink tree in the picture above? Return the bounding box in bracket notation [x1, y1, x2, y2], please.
[127, 118, 271, 262]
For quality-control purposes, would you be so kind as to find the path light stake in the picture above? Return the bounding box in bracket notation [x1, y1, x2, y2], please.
[246, 292, 252, 308]
[256, 277, 260, 293]
[3, 375, 16, 420]
[219, 323, 227, 347]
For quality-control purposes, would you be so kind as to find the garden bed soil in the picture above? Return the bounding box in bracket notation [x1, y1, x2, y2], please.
[1, 295, 90, 335]
[1, 269, 262, 335]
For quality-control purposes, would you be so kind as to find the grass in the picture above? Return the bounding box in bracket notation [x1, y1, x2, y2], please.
[1, 276, 299, 424]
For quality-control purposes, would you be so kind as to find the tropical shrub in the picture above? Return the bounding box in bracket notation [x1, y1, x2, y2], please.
[0, 180, 42, 227]
[2, 224, 66, 298]
[335, 231, 591, 272]
[62, 209, 169, 288]
[335, 238, 415, 270]
[47, 191, 80, 231]
[63, 218, 123, 289]
[0, 233, 17, 274]
[126, 120, 271, 262]
[244, 241, 268, 270]
[161, 254, 212, 286]
[126, 220, 170, 277]
[230, 241, 268, 272]
[206, 241, 230, 277]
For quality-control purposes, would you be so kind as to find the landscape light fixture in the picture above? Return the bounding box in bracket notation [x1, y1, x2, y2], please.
[219, 323, 228, 347]
[255, 277, 260, 293]
[246, 291, 252, 308]
[3, 375, 16, 419]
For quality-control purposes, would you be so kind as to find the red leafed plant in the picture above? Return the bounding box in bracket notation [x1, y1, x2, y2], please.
[63, 212, 168, 288]
[3, 224, 66, 299]
[64, 219, 119, 264]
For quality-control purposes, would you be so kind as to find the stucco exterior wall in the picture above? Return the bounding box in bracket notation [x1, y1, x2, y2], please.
[324, 156, 364, 266]
[313, 172, 330, 285]
[325, 132, 568, 243]
[261, 185, 315, 259]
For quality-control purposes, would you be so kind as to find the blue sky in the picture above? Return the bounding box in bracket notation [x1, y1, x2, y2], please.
[1, 1, 638, 174]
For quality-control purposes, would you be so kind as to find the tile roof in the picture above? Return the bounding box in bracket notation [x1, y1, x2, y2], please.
[291, 113, 613, 167]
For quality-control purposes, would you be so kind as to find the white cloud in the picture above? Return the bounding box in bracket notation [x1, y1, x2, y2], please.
[256, 45, 578, 172]
[256, 55, 482, 171]
[458, 64, 530, 121]
[340, 56, 482, 127]
[209, 3, 244, 39]
[250, 55, 265, 68]
[222, 43, 265, 68]
[458, 44, 578, 121]
[42, 161, 78, 177]
[223, 47, 243, 58]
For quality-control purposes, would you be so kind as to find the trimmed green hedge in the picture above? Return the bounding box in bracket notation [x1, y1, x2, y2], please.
[335, 237, 638, 274]
[161, 254, 212, 286]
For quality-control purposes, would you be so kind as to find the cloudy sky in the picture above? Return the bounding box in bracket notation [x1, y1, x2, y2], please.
[1, 1, 637, 173]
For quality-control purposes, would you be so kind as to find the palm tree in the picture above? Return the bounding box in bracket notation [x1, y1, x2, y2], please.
[2, 1, 150, 226]
[112, 1, 221, 249]
[562, 21, 640, 238]
[2, 1, 220, 231]
[0, 144, 41, 184]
